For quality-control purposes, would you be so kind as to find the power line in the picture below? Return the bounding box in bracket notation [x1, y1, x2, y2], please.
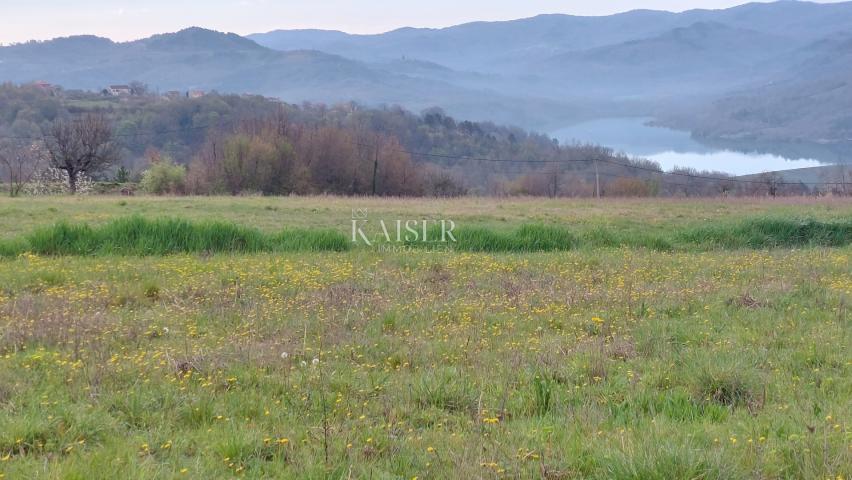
[384, 145, 849, 187]
[591, 157, 832, 186]
[353, 141, 578, 165]
[0, 123, 223, 141]
[453, 164, 703, 188]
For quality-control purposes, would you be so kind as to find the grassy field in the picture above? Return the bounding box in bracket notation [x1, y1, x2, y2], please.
[1, 195, 851, 239]
[0, 196, 850, 479]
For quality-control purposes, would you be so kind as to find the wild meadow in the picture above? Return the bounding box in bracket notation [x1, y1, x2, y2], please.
[0, 196, 849, 479]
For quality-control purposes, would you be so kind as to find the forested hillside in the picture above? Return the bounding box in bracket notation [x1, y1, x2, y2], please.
[657, 32, 852, 152]
[1, 83, 763, 197]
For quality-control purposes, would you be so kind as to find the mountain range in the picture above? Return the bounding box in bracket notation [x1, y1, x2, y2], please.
[2, 1, 852, 150]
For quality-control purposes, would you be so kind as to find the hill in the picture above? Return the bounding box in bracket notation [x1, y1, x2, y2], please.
[0, 28, 581, 127]
[247, 2, 852, 142]
[738, 164, 851, 186]
[249, 2, 852, 73]
[536, 21, 792, 97]
[5, 2, 852, 142]
[0, 83, 645, 196]
[657, 31, 852, 147]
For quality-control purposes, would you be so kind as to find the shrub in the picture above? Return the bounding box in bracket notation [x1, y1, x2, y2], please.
[140, 158, 186, 195]
[114, 166, 130, 183]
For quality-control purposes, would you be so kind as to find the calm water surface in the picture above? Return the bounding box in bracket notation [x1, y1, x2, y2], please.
[551, 117, 824, 176]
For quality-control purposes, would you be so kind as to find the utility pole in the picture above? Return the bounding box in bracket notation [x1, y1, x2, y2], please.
[552, 146, 560, 198]
[551, 166, 559, 198]
[371, 136, 379, 196]
[594, 157, 600, 199]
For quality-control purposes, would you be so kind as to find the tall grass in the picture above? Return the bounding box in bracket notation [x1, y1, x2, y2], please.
[676, 218, 852, 249]
[10, 216, 348, 256]
[273, 228, 350, 252]
[448, 224, 579, 252]
[433, 218, 850, 252]
[0, 216, 848, 257]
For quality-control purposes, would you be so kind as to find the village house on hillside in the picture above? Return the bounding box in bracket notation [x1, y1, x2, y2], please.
[31, 80, 57, 95]
[107, 85, 132, 96]
[33, 80, 52, 90]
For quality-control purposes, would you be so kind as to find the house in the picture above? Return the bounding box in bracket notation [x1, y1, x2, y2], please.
[164, 90, 182, 100]
[33, 80, 53, 91]
[31, 81, 57, 96]
[108, 85, 132, 96]
[188, 90, 205, 99]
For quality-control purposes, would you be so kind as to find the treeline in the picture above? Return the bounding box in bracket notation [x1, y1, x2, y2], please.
[1, 83, 841, 197]
[183, 114, 455, 196]
[0, 83, 281, 170]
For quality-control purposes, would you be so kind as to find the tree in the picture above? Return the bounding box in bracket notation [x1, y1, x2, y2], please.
[758, 172, 783, 197]
[114, 166, 130, 183]
[0, 141, 45, 196]
[43, 114, 119, 193]
[129, 81, 149, 97]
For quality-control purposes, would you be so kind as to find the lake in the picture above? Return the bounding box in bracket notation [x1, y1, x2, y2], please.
[550, 117, 825, 176]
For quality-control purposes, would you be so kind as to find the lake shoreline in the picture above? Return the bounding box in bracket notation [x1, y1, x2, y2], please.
[550, 117, 839, 176]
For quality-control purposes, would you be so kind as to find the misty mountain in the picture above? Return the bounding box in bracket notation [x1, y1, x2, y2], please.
[535, 21, 794, 97]
[0, 28, 585, 127]
[659, 33, 852, 148]
[249, 1, 852, 73]
[0, 28, 345, 93]
[246, 1, 852, 141]
[687, 0, 852, 42]
[564, 22, 785, 68]
[3, 1, 852, 145]
[249, 11, 691, 72]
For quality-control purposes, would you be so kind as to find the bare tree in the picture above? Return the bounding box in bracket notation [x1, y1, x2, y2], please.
[43, 114, 119, 193]
[0, 141, 45, 197]
[759, 171, 783, 197]
[129, 81, 149, 97]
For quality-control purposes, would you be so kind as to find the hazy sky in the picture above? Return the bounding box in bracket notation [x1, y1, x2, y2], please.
[1, 0, 847, 44]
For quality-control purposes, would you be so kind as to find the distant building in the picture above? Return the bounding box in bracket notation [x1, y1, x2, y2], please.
[31, 81, 57, 96]
[33, 80, 53, 90]
[188, 90, 205, 98]
[108, 85, 132, 96]
[164, 90, 182, 100]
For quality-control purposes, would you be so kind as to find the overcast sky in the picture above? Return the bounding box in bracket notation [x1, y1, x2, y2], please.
[1, 0, 847, 44]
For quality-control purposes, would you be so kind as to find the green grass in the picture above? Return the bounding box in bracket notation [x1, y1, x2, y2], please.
[0, 196, 849, 479]
[2, 216, 849, 256]
[427, 223, 579, 252]
[678, 217, 852, 248]
[1, 195, 851, 240]
[4, 216, 349, 256]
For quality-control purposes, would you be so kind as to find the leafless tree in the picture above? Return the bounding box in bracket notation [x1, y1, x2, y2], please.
[758, 171, 783, 197]
[0, 141, 45, 196]
[43, 114, 119, 193]
[129, 81, 149, 96]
